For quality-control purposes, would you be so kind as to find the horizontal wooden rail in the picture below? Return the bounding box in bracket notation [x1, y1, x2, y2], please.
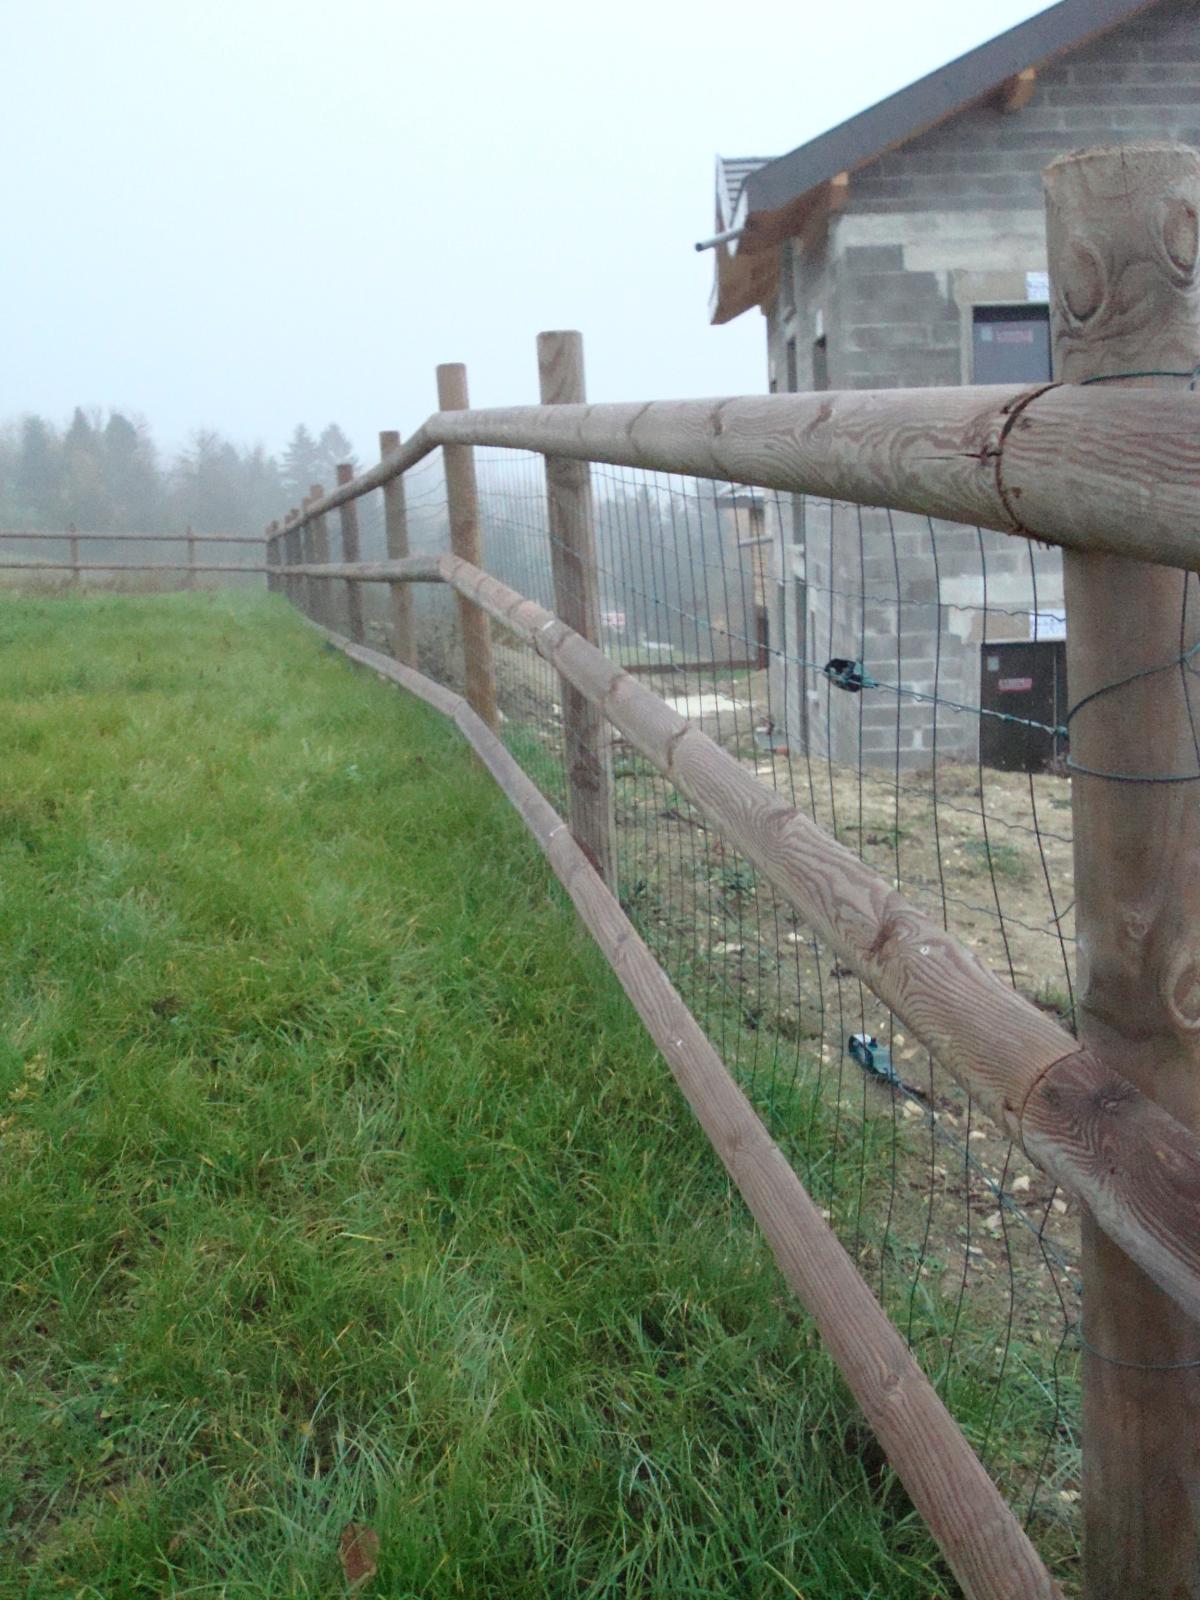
[277, 384, 1200, 574]
[0, 561, 267, 574]
[276, 557, 444, 582]
[0, 530, 265, 544]
[316, 624, 1061, 1600]
[417, 549, 1200, 1324]
[278, 427, 437, 526]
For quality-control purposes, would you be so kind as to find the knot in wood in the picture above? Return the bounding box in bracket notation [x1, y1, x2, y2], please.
[1061, 239, 1107, 323]
[1162, 196, 1200, 282]
[1163, 951, 1200, 1033]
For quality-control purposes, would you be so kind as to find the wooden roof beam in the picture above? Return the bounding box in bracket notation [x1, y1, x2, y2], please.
[997, 67, 1037, 112]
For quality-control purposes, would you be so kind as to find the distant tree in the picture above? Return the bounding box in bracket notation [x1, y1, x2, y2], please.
[10, 416, 63, 528]
[62, 407, 110, 529]
[280, 424, 321, 502]
[102, 412, 161, 532]
[316, 423, 356, 482]
[0, 408, 289, 539]
[238, 445, 285, 532]
[168, 430, 287, 535]
[169, 430, 247, 534]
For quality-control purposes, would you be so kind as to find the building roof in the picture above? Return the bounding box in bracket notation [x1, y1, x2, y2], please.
[706, 0, 1160, 323]
[714, 156, 772, 233]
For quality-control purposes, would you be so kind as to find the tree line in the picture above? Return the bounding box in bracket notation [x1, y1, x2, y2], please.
[0, 410, 360, 536]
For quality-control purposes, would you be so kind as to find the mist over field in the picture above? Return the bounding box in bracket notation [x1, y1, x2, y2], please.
[0, 0, 1049, 472]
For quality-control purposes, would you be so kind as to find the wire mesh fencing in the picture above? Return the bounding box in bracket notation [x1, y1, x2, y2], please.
[365, 447, 1086, 1583]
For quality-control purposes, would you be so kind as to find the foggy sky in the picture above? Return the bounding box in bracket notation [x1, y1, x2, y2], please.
[3, 0, 1051, 465]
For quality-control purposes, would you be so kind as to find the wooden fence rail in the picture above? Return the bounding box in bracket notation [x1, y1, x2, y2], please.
[0, 530, 265, 544]
[0, 561, 266, 575]
[268, 381, 1200, 576]
[0, 529, 266, 584]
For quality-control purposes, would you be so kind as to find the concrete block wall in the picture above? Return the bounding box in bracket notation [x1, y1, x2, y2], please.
[844, 0, 1200, 222]
[788, 503, 1065, 770]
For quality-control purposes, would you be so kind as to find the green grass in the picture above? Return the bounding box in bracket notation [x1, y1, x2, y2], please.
[0, 591, 979, 1597]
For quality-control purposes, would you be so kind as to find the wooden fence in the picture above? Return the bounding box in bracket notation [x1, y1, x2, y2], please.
[0, 528, 267, 584]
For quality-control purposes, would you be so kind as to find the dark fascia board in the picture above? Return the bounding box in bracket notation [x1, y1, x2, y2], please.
[743, 0, 1160, 216]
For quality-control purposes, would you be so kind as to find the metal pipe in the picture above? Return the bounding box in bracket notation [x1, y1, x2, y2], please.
[693, 225, 745, 252]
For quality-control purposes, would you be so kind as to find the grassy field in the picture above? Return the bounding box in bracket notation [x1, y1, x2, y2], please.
[0, 591, 972, 1599]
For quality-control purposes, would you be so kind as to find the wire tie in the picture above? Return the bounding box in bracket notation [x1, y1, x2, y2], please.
[1076, 1324, 1200, 1372]
[1079, 366, 1200, 389]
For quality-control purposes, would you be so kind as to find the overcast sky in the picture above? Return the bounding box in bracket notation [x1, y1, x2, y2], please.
[3, 0, 1052, 463]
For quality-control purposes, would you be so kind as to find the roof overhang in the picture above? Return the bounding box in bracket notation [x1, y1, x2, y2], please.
[706, 0, 1160, 325]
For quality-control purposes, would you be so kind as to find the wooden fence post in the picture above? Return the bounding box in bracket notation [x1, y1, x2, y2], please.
[285, 510, 300, 608]
[302, 484, 324, 623]
[306, 487, 330, 627]
[436, 363, 498, 729]
[335, 464, 365, 643]
[379, 431, 415, 667]
[1045, 143, 1200, 1600]
[536, 330, 615, 885]
[186, 524, 197, 590]
[68, 524, 80, 588]
[266, 522, 279, 593]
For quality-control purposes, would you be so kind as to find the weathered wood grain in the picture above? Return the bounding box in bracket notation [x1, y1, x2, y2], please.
[1047, 141, 1200, 1600]
[418, 383, 1200, 572]
[274, 379, 1198, 580]
[537, 331, 615, 886]
[318, 625, 1062, 1600]
[379, 431, 415, 668]
[436, 364, 498, 731]
[437, 549, 1200, 1326]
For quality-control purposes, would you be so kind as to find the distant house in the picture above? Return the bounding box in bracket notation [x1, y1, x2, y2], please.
[702, 0, 1200, 769]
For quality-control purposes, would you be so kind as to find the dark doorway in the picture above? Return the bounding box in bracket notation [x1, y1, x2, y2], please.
[979, 640, 1068, 772]
[972, 304, 1052, 385]
[755, 605, 770, 669]
[812, 335, 829, 390]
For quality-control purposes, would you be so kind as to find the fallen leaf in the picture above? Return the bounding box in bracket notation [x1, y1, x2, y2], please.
[339, 1524, 380, 1591]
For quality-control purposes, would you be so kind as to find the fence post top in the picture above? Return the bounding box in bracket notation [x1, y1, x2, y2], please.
[1044, 140, 1200, 182]
[436, 364, 469, 409]
[335, 463, 354, 487]
[537, 330, 587, 405]
[379, 429, 401, 454]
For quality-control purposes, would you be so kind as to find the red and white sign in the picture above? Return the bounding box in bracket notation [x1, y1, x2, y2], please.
[998, 676, 1034, 693]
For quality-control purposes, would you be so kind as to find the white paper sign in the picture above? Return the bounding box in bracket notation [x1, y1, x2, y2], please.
[1026, 270, 1050, 302]
[1032, 609, 1066, 641]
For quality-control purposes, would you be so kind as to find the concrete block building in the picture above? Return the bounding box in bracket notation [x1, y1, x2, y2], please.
[702, 0, 1200, 768]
